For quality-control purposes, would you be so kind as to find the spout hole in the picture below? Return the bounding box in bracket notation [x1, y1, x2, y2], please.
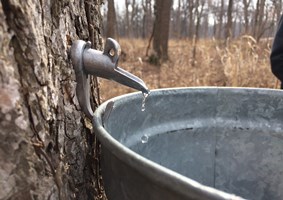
[109, 48, 115, 57]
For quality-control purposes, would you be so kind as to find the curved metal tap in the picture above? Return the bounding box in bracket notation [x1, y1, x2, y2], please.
[70, 38, 149, 118]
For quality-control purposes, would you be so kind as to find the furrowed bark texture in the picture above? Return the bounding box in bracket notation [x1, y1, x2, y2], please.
[0, 0, 105, 199]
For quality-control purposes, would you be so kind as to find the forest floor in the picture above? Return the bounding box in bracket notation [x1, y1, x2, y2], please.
[99, 37, 277, 101]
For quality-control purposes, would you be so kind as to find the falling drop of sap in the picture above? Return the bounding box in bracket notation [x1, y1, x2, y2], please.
[141, 134, 148, 143]
[141, 91, 150, 112]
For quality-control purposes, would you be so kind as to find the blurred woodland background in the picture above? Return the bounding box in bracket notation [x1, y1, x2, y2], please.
[99, 0, 280, 101]
[0, 1, 281, 199]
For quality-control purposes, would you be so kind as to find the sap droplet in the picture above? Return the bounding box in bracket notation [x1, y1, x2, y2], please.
[141, 92, 150, 112]
[141, 135, 148, 143]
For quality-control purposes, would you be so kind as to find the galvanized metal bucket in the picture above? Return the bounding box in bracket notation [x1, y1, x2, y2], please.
[93, 87, 283, 200]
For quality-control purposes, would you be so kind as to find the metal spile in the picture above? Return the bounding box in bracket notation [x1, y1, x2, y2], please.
[70, 38, 149, 118]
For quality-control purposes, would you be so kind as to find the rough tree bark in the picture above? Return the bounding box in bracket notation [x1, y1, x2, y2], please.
[0, 0, 105, 199]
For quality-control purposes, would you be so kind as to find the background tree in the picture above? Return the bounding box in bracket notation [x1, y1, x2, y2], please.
[218, 0, 225, 38]
[0, 0, 105, 199]
[272, 0, 283, 23]
[253, 0, 267, 41]
[106, 0, 117, 39]
[152, 0, 173, 62]
[225, 0, 234, 39]
[188, 0, 196, 38]
[142, 0, 153, 38]
[181, 0, 189, 37]
[109, 0, 283, 40]
[125, 0, 130, 37]
[191, 0, 206, 67]
[243, 0, 252, 34]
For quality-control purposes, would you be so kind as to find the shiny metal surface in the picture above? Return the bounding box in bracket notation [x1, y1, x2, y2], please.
[70, 38, 149, 118]
[93, 87, 283, 200]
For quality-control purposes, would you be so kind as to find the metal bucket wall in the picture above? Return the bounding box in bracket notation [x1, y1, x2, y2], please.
[93, 88, 283, 200]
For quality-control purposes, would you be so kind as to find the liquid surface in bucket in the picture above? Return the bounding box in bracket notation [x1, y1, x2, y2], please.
[129, 125, 283, 200]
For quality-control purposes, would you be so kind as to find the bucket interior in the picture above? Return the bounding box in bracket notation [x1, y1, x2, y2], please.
[103, 88, 283, 200]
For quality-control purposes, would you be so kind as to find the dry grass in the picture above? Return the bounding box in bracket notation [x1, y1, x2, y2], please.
[99, 37, 277, 101]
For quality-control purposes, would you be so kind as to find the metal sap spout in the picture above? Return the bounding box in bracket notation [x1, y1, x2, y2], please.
[70, 38, 149, 118]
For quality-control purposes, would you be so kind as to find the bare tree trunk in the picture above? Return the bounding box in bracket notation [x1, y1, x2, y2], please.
[142, 0, 147, 38]
[203, 13, 209, 38]
[142, 0, 154, 38]
[243, 0, 252, 34]
[188, 0, 195, 38]
[148, 0, 153, 36]
[130, 0, 136, 38]
[271, 0, 283, 36]
[191, 0, 205, 67]
[153, 0, 173, 62]
[217, 0, 225, 39]
[106, 0, 117, 39]
[125, 0, 130, 38]
[194, 0, 205, 40]
[176, 0, 181, 38]
[273, 0, 283, 22]
[181, 0, 188, 37]
[0, 0, 105, 199]
[253, 0, 266, 41]
[225, 0, 234, 39]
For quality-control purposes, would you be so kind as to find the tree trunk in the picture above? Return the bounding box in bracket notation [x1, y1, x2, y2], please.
[142, 0, 153, 38]
[175, 0, 181, 38]
[142, 0, 147, 38]
[153, 0, 172, 62]
[218, 0, 225, 39]
[180, 0, 188, 37]
[125, 0, 130, 38]
[130, 0, 137, 38]
[225, 0, 234, 39]
[243, 0, 252, 34]
[253, 0, 266, 41]
[191, 0, 205, 68]
[194, 0, 205, 40]
[0, 0, 105, 199]
[188, 0, 195, 38]
[106, 0, 117, 39]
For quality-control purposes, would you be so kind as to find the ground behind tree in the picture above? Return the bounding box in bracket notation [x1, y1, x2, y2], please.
[100, 37, 275, 101]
